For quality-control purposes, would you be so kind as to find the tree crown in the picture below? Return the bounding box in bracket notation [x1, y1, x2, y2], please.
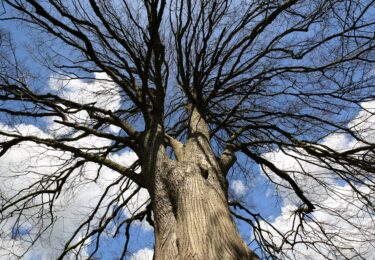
[0, 0, 375, 259]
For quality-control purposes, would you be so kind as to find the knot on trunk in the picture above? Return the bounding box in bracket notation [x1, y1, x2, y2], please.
[198, 161, 213, 180]
[164, 160, 216, 187]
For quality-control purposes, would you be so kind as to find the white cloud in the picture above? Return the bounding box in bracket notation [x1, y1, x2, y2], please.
[0, 131, 146, 259]
[0, 124, 136, 259]
[349, 100, 375, 142]
[48, 72, 121, 112]
[131, 247, 154, 260]
[231, 180, 247, 196]
[259, 183, 375, 259]
[47, 72, 122, 138]
[0, 72, 149, 259]
[258, 100, 375, 259]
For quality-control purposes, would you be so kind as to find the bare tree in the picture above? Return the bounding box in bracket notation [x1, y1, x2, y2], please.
[0, 0, 375, 259]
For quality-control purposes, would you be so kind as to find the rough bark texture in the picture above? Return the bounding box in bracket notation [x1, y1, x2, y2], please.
[147, 108, 259, 260]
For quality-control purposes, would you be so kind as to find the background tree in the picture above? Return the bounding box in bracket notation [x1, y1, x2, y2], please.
[0, 0, 375, 259]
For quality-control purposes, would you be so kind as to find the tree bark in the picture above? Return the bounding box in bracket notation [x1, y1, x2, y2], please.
[142, 108, 258, 259]
[150, 136, 259, 260]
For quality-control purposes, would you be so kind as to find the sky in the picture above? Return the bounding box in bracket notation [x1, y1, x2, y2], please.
[1, 5, 375, 260]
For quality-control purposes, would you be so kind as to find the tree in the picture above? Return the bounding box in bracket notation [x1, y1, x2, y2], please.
[0, 0, 374, 259]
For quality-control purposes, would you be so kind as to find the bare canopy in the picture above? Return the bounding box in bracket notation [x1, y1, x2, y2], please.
[0, 0, 375, 259]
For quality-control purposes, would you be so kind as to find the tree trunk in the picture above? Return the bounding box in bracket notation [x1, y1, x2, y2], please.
[142, 108, 258, 259]
[151, 135, 259, 260]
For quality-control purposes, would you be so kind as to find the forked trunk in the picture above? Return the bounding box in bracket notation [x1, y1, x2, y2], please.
[144, 109, 258, 259]
[151, 138, 259, 260]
